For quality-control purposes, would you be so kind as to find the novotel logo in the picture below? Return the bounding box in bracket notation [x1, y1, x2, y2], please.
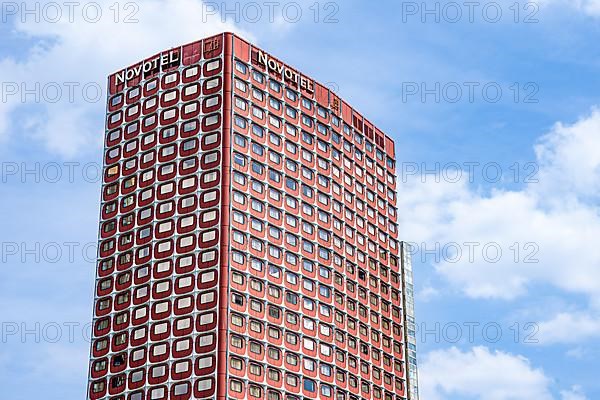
[256, 50, 314, 93]
[115, 50, 180, 85]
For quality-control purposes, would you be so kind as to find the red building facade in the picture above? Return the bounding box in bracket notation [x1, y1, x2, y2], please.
[88, 32, 417, 400]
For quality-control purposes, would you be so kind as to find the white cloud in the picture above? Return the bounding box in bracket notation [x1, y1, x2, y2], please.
[418, 285, 441, 301]
[537, 312, 600, 344]
[0, 0, 252, 157]
[420, 346, 553, 400]
[538, 0, 600, 17]
[565, 346, 588, 359]
[561, 385, 588, 400]
[534, 107, 600, 203]
[398, 108, 600, 304]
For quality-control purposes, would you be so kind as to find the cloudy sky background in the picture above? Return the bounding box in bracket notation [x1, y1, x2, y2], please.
[1, 0, 599, 398]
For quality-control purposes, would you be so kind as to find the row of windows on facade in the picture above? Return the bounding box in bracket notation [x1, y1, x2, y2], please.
[92, 374, 403, 400]
[229, 336, 406, 376]
[100, 220, 398, 295]
[227, 350, 405, 393]
[230, 247, 404, 292]
[101, 189, 219, 225]
[229, 221, 397, 266]
[229, 128, 397, 223]
[93, 267, 404, 332]
[234, 105, 393, 187]
[109, 58, 223, 108]
[105, 147, 219, 181]
[94, 291, 218, 331]
[102, 119, 396, 228]
[110, 91, 222, 129]
[101, 188, 218, 226]
[104, 119, 219, 154]
[230, 113, 394, 186]
[99, 205, 212, 244]
[91, 333, 214, 374]
[106, 97, 394, 190]
[97, 266, 217, 308]
[96, 240, 218, 273]
[98, 225, 342, 264]
[232, 89, 331, 139]
[98, 225, 399, 280]
[108, 91, 223, 131]
[99, 203, 396, 271]
[97, 214, 398, 286]
[233, 91, 328, 128]
[232, 207, 397, 252]
[235, 64, 360, 141]
[228, 252, 405, 312]
[109, 55, 394, 171]
[91, 344, 404, 398]
[101, 150, 398, 242]
[99, 227, 218, 255]
[94, 241, 401, 312]
[230, 186, 397, 246]
[105, 131, 217, 166]
[102, 167, 219, 205]
[93, 264, 404, 345]
[229, 275, 405, 326]
[227, 276, 405, 338]
[101, 158, 396, 236]
[100, 186, 395, 247]
[91, 323, 404, 383]
[230, 170, 398, 240]
[231, 132, 395, 198]
[91, 375, 214, 398]
[230, 148, 397, 222]
[103, 170, 215, 209]
[91, 289, 404, 358]
[114, 71, 223, 108]
[99, 245, 216, 274]
[102, 147, 395, 222]
[230, 211, 394, 256]
[227, 278, 405, 347]
[228, 375, 403, 399]
[95, 282, 218, 314]
[90, 339, 405, 397]
[103, 116, 396, 218]
[95, 254, 219, 297]
[89, 322, 405, 381]
[95, 221, 401, 292]
[91, 319, 218, 364]
[229, 92, 395, 177]
[232, 59, 394, 167]
[231, 137, 397, 199]
[102, 180, 218, 221]
[227, 306, 405, 358]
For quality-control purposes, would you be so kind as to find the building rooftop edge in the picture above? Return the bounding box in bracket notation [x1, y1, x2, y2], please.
[106, 31, 396, 151]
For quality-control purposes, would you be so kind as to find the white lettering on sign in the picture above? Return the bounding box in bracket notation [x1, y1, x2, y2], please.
[115, 50, 180, 85]
[257, 50, 314, 93]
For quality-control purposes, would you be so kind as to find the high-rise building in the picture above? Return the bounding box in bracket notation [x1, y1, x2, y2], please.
[87, 32, 418, 400]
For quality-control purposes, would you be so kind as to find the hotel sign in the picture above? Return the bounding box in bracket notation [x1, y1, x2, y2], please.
[256, 50, 314, 93]
[115, 50, 180, 85]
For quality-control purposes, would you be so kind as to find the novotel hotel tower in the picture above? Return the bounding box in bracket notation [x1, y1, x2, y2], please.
[87, 32, 419, 400]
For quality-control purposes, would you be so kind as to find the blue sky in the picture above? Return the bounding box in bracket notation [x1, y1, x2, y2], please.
[1, 0, 599, 399]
